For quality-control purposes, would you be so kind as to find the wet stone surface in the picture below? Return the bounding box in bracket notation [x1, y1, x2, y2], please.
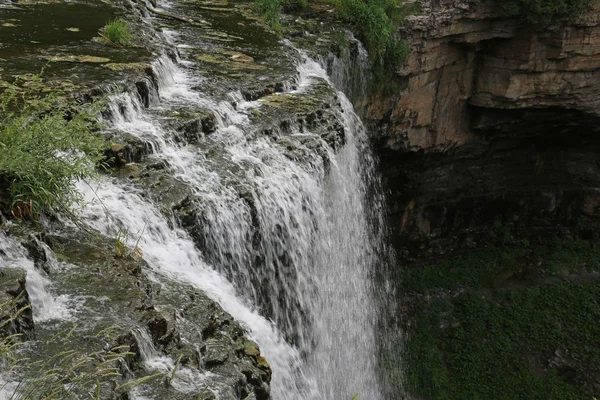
[0, 1, 153, 88]
[0, 267, 34, 338]
[3, 222, 272, 399]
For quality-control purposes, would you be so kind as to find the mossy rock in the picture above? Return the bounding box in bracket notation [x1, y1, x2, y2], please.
[45, 55, 111, 63]
[196, 52, 267, 71]
[0, 267, 34, 338]
[104, 62, 152, 73]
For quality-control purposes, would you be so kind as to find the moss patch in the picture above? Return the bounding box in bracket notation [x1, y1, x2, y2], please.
[45, 54, 111, 63]
[104, 62, 151, 73]
[195, 52, 267, 70]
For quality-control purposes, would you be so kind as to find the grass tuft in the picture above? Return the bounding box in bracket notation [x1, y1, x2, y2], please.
[103, 18, 132, 46]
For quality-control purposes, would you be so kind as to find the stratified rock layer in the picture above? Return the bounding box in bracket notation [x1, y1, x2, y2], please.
[359, 0, 600, 260]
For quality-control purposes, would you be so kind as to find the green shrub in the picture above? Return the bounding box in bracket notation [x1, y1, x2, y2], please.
[103, 18, 132, 45]
[501, 0, 590, 24]
[401, 237, 600, 399]
[405, 281, 600, 399]
[0, 75, 106, 217]
[336, 0, 394, 58]
[254, 0, 415, 74]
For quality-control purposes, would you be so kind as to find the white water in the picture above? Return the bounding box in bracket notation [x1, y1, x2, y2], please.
[79, 20, 389, 400]
[0, 232, 72, 400]
[0, 230, 71, 323]
[130, 328, 217, 395]
[322, 31, 371, 102]
[78, 178, 314, 397]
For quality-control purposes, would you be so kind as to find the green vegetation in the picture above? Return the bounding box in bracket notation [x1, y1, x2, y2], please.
[102, 18, 132, 45]
[501, 0, 590, 24]
[401, 238, 600, 292]
[255, 0, 417, 64]
[254, 0, 306, 29]
[400, 236, 600, 399]
[406, 281, 600, 399]
[0, 75, 105, 217]
[336, 0, 416, 59]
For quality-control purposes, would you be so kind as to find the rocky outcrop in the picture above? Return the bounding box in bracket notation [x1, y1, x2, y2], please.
[364, 0, 600, 151]
[359, 0, 600, 260]
[0, 267, 34, 338]
[18, 226, 272, 400]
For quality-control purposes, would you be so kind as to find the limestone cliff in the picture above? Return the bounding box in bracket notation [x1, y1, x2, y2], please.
[359, 0, 600, 260]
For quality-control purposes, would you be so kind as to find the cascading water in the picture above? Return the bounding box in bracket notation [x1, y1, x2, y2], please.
[0, 232, 72, 399]
[76, 9, 394, 400]
[0, 231, 71, 323]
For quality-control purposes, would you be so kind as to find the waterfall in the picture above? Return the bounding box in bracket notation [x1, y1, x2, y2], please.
[76, 16, 393, 400]
[320, 31, 372, 103]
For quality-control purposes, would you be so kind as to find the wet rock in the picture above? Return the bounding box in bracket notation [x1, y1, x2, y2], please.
[112, 164, 143, 180]
[116, 330, 145, 371]
[105, 62, 153, 74]
[142, 307, 179, 347]
[45, 55, 111, 63]
[0, 267, 34, 338]
[135, 78, 155, 108]
[164, 108, 217, 144]
[104, 133, 150, 168]
[258, 80, 346, 150]
[20, 233, 53, 274]
[33, 222, 272, 399]
[202, 338, 230, 367]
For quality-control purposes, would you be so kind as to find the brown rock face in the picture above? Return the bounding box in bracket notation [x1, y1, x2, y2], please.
[357, 0, 600, 260]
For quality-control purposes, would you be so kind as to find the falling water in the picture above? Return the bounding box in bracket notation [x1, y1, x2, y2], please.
[77, 15, 392, 400]
[0, 230, 71, 323]
[321, 31, 372, 103]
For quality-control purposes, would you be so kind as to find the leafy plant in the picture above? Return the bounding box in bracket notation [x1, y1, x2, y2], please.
[113, 224, 145, 261]
[336, 0, 394, 58]
[102, 18, 132, 45]
[254, 0, 415, 75]
[0, 74, 106, 217]
[254, 0, 307, 29]
[114, 230, 128, 259]
[401, 237, 600, 399]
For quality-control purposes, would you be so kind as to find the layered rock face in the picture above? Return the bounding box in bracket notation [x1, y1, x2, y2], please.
[359, 0, 600, 260]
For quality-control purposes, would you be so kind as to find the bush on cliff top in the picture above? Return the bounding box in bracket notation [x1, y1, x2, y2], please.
[255, 0, 416, 63]
[0, 75, 105, 217]
[335, 0, 396, 58]
[502, 0, 590, 24]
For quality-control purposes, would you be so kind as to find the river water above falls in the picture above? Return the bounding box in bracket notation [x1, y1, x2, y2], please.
[1, 1, 398, 399]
